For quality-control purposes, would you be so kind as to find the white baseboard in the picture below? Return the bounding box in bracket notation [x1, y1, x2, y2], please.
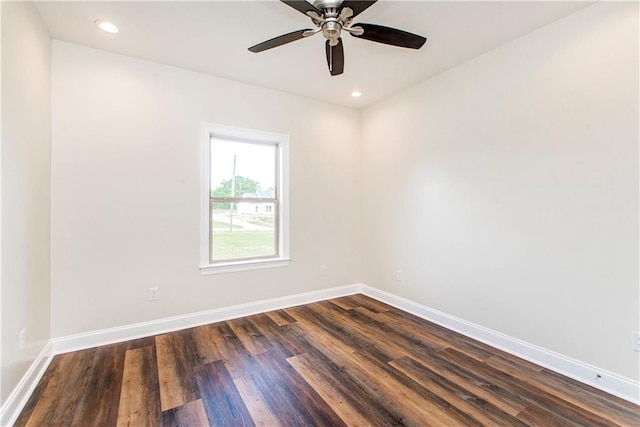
[52, 283, 364, 354]
[8, 286, 364, 425]
[5, 282, 636, 426]
[360, 284, 640, 405]
[0, 341, 54, 427]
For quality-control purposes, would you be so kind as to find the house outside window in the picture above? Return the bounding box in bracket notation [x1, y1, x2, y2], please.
[200, 123, 290, 274]
[237, 189, 275, 216]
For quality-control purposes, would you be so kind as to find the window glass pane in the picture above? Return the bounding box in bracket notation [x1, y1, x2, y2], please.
[211, 201, 276, 261]
[210, 139, 276, 199]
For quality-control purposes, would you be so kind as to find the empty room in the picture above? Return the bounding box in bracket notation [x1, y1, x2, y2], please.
[1, 0, 638, 425]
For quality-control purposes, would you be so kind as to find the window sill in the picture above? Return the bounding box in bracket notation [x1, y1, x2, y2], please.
[199, 257, 291, 275]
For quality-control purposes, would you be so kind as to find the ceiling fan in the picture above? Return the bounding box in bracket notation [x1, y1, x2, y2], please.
[249, 0, 427, 76]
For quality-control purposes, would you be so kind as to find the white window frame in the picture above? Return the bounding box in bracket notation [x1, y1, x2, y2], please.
[200, 123, 290, 275]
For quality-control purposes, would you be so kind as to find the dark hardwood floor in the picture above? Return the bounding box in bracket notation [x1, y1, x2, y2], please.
[15, 294, 640, 426]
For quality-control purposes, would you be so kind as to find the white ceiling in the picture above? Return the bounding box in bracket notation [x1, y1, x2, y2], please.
[35, 0, 593, 109]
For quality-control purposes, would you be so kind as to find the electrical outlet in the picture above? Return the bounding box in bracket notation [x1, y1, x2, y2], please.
[396, 270, 403, 281]
[19, 329, 26, 352]
[320, 265, 327, 276]
[632, 331, 640, 352]
[149, 287, 159, 302]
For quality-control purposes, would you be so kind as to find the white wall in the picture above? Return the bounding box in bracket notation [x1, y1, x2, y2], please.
[361, 1, 639, 381]
[50, 41, 361, 337]
[1, 1, 52, 405]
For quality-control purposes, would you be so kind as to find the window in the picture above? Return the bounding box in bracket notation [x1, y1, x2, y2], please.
[200, 123, 290, 274]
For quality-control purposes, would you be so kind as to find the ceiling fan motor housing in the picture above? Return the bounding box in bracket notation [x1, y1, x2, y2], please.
[317, 2, 357, 46]
[323, 20, 342, 46]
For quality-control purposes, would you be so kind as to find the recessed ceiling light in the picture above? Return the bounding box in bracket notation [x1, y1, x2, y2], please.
[95, 20, 119, 34]
[351, 91, 363, 98]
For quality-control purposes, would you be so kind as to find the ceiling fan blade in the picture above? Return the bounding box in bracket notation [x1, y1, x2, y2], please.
[249, 29, 313, 53]
[339, 1, 378, 18]
[325, 38, 344, 76]
[350, 23, 426, 49]
[280, 0, 322, 17]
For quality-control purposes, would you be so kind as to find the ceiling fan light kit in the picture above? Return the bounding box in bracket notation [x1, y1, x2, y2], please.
[248, 0, 427, 76]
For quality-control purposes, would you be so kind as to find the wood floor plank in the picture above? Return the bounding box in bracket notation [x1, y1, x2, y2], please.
[16, 294, 636, 426]
[285, 304, 385, 362]
[286, 307, 479, 426]
[390, 356, 528, 426]
[516, 404, 591, 427]
[233, 377, 282, 427]
[126, 336, 156, 351]
[70, 343, 128, 426]
[302, 302, 402, 362]
[344, 293, 392, 313]
[323, 303, 447, 360]
[197, 360, 255, 426]
[388, 340, 528, 416]
[370, 307, 460, 350]
[161, 399, 209, 427]
[228, 316, 270, 355]
[327, 296, 360, 311]
[538, 368, 640, 425]
[287, 353, 380, 426]
[285, 342, 408, 426]
[441, 347, 619, 426]
[378, 308, 497, 362]
[269, 311, 413, 425]
[246, 313, 304, 358]
[244, 350, 348, 426]
[349, 349, 483, 427]
[12, 354, 64, 426]
[117, 346, 162, 427]
[191, 323, 223, 364]
[206, 322, 259, 380]
[488, 352, 639, 426]
[264, 309, 296, 326]
[18, 348, 97, 426]
[156, 330, 200, 411]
